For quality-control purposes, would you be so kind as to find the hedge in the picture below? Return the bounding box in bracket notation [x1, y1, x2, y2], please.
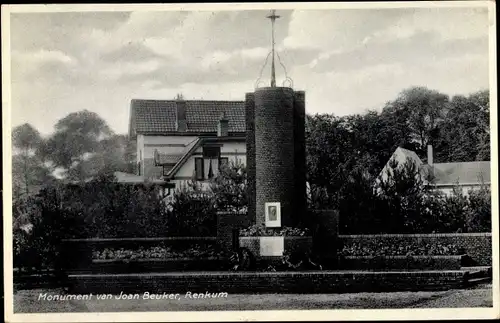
[13, 181, 217, 271]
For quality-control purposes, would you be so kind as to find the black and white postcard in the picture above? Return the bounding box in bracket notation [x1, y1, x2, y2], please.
[2, 2, 498, 322]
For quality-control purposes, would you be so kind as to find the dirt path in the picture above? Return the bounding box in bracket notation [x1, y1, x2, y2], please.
[13, 284, 493, 313]
[409, 283, 493, 308]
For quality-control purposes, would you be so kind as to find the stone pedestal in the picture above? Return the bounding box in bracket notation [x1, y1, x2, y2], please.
[216, 211, 251, 252]
[239, 236, 312, 258]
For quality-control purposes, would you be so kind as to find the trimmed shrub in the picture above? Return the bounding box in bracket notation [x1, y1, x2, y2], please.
[239, 224, 310, 237]
[334, 157, 492, 234]
[165, 181, 217, 237]
[92, 245, 223, 260]
[209, 158, 248, 213]
[339, 240, 462, 257]
[465, 185, 491, 232]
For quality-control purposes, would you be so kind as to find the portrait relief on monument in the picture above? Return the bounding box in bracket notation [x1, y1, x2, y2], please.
[2, 1, 497, 323]
[265, 202, 281, 227]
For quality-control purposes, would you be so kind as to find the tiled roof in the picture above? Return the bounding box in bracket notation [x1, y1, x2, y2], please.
[129, 99, 245, 137]
[157, 154, 183, 164]
[432, 161, 491, 185]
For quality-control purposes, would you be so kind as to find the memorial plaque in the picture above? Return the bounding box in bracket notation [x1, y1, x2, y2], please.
[265, 202, 281, 227]
[259, 236, 284, 256]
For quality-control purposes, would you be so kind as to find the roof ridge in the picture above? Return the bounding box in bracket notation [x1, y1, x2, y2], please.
[131, 99, 245, 103]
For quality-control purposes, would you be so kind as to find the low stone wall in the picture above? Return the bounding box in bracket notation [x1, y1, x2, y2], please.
[67, 270, 468, 294]
[60, 237, 219, 271]
[338, 233, 492, 266]
[338, 255, 466, 270]
[68, 258, 226, 274]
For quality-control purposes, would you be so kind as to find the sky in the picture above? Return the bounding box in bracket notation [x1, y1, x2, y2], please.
[7, 4, 492, 136]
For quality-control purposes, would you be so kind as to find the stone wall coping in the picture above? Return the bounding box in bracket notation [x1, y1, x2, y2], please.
[62, 237, 218, 242]
[216, 211, 248, 215]
[92, 257, 221, 263]
[239, 236, 312, 239]
[68, 270, 466, 278]
[311, 209, 338, 212]
[339, 233, 491, 238]
[341, 255, 466, 259]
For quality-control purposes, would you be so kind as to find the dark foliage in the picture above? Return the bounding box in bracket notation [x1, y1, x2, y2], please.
[12, 180, 218, 271]
[305, 87, 490, 234]
[239, 224, 310, 237]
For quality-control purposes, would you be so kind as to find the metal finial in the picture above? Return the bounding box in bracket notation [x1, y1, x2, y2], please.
[266, 9, 281, 87]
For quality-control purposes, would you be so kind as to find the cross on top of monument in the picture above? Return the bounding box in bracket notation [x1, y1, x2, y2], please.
[266, 9, 281, 87]
[266, 9, 281, 21]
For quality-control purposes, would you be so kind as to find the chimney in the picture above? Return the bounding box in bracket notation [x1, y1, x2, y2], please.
[427, 145, 434, 166]
[175, 94, 187, 132]
[217, 111, 229, 137]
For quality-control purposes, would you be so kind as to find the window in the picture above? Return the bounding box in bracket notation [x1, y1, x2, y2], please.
[203, 146, 220, 158]
[194, 157, 204, 180]
[219, 157, 229, 169]
[138, 150, 143, 175]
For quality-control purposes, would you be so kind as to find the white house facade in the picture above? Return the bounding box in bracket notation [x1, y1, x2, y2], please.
[124, 98, 246, 191]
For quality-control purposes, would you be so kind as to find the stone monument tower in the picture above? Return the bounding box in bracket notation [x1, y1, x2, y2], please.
[245, 10, 306, 228]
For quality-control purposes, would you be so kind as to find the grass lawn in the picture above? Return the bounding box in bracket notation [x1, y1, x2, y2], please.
[13, 284, 492, 313]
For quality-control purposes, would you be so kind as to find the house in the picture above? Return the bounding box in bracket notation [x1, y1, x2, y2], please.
[377, 147, 423, 184]
[378, 145, 491, 195]
[126, 97, 246, 191]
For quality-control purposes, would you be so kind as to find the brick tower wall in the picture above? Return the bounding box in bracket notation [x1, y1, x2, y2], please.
[245, 93, 256, 225]
[293, 91, 307, 225]
[254, 87, 296, 227]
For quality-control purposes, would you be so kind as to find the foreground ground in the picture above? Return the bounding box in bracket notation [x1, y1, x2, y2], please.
[13, 283, 492, 312]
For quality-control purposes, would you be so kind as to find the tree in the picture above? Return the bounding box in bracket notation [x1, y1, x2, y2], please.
[67, 134, 137, 180]
[11, 124, 53, 198]
[12, 155, 54, 198]
[305, 114, 354, 208]
[43, 110, 114, 181]
[471, 90, 490, 161]
[385, 87, 449, 158]
[345, 110, 416, 175]
[12, 123, 42, 153]
[436, 90, 490, 162]
[305, 110, 416, 211]
[375, 157, 429, 233]
[336, 162, 381, 234]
